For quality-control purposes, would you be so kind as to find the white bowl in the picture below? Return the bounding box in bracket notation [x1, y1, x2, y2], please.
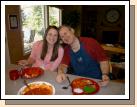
[18, 81, 55, 95]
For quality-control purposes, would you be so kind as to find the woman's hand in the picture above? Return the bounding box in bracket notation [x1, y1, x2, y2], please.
[56, 73, 66, 83]
[18, 57, 34, 67]
[99, 74, 110, 86]
[18, 60, 28, 66]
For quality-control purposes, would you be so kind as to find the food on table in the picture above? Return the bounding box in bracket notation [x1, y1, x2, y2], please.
[71, 78, 100, 95]
[22, 67, 44, 78]
[73, 88, 83, 94]
[18, 82, 55, 95]
[83, 86, 96, 93]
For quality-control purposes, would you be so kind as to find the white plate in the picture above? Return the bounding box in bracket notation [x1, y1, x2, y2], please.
[18, 81, 55, 95]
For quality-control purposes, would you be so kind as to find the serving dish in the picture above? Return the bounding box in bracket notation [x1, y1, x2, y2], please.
[18, 81, 55, 95]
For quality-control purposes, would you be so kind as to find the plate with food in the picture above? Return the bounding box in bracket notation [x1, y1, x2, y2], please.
[21, 67, 44, 79]
[18, 81, 55, 95]
[71, 78, 100, 95]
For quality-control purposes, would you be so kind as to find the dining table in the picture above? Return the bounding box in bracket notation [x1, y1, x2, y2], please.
[5, 64, 125, 95]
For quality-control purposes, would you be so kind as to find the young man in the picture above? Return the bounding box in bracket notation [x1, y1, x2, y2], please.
[56, 25, 110, 86]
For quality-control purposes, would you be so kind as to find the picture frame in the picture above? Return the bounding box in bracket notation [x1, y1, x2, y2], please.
[9, 15, 18, 29]
[2, 1, 132, 105]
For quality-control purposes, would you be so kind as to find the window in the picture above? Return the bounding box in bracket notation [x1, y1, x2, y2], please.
[49, 6, 61, 27]
[20, 5, 62, 54]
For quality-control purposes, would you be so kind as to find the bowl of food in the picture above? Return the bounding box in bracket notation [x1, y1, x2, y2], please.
[18, 81, 55, 95]
[21, 67, 44, 79]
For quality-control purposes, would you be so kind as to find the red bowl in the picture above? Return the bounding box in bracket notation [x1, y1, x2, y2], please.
[71, 78, 100, 95]
[21, 67, 44, 79]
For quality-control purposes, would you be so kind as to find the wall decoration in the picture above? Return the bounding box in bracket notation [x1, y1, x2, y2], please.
[105, 8, 120, 23]
[9, 15, 18, 29]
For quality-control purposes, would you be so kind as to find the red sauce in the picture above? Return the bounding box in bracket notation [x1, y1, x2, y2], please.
[71, 78, 94, 89]
[23, 84, 53, 95]
[22, 67, 44, 78]
[71, 78, 100, 95]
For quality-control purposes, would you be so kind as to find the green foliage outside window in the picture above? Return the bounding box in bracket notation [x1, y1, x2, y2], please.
[22, 5, 43, 33]
[49, 16, 58, 26]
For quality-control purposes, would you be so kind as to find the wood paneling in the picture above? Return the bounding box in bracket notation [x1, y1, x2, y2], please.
[5, 5, 29, 64]
[81, 5, 125, 44]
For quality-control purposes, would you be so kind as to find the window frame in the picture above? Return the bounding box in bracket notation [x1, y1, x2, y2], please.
[20, 5, 62, 56]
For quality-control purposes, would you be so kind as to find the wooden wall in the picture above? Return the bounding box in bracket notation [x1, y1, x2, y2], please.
[81, 5, 125, 44]
[5, 5, 29, 64]
[61, 5, 82, 36]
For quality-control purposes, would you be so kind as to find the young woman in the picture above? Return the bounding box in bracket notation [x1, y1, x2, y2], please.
[18, 26, 64, 72]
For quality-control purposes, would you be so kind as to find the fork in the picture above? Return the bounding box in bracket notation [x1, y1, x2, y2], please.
[23, 79, 34, 95]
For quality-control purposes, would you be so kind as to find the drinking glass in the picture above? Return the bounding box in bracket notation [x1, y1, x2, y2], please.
[9, 69, 20, 80]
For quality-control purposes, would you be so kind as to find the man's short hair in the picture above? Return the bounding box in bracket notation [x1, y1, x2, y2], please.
[58, 25, 72, 31]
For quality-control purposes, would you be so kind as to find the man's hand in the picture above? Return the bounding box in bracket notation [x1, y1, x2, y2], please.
[99, 61, 110, 86]
[99, 74, 110, 86]
[56, 73, 66, 83]
[56, 64, 68, 83]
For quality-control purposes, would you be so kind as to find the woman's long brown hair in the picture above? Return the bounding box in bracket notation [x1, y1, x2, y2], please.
[40, 26, 60, 61]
